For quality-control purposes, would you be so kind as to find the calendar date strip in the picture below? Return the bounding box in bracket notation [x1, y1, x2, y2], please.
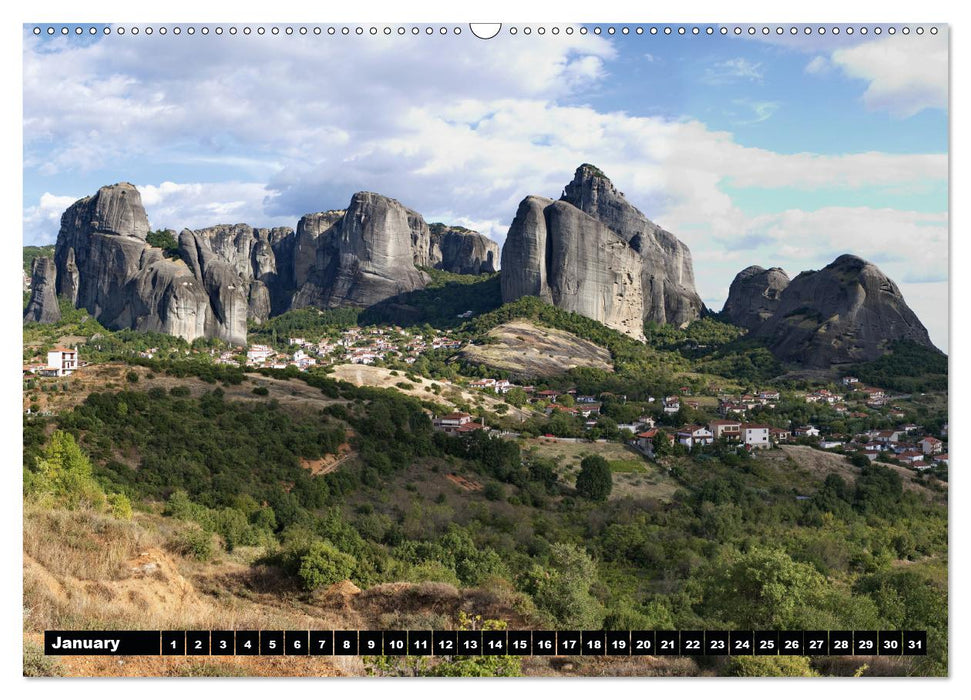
[44, 630, 927, 657]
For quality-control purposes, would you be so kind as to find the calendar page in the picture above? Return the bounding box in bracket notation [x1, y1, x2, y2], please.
[21, 20, 948, 679]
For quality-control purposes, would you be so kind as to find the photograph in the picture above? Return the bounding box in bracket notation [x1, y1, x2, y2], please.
[20, 19, 948, 679]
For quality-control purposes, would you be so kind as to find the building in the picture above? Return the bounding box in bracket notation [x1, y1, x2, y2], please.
[793, 425, 820, 438]
[919, 436, 943, 455]
[633, 428, 674, 458]
[46, 347, 78, 377]
[769, 427, 791, 443]
[708, 419, 742, 441]
[247, 344, 274, 364]
[676, 425, 714, 449]
[433, 412, 485, 434]
[741, 423, 771, 449]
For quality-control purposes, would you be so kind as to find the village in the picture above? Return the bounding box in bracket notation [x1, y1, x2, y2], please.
[449, 374, 949, 473]
[24, 334, 947, 476]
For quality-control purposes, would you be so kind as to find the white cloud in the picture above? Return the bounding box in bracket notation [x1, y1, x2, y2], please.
[22, 193, 79, 245]
[804, 55, 831, 74]
[137, 182, 295, 232]
[831, 34, 948, 117]
[703, 57, 764, 84]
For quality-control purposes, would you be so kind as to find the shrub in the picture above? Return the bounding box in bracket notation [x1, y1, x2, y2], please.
[297, 541, 356, 591]
[170, 526, 216, 561]
[126, 371, 139, 383]
[169, 386, 190, 397]
[252, 386, 269, 396]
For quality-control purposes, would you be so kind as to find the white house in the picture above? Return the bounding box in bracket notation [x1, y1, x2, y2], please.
[677, 425, 714, 449]
[741, 423, 771, 449]
[919, 436, 943, 455]
[247, 344, 274, 363]
[46, 347, 78, 377]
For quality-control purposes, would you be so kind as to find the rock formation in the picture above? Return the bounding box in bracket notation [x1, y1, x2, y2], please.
[501, 165, 705, 338]
[560, 164, 706, 326]
[290, 192, 430, 309]
[30, 183, 248, 344]
[29, 184, 492, 342]
[185, 224, 295, 322]
[23, 257, 61, 324]
[501, 195, 645, 340]
[751, 254, 935, 367]
[428, 224, 499, 275]
[721, 265, 791, 331]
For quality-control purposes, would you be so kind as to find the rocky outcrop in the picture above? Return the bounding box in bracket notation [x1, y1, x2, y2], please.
[29, 183, 493, 342]
[560, 164, 705, 326]
[23, 257, 61, 324]
[291, 192, 430, 309]
[501, 195, 645, 339]
[186, 224, 295, 322]
[428, 224, 499, 275]
[33, 183, 248, 344]
[721, 265, 791, 330]
[501, 165, 704, 338]
[752, 254, 935, 367]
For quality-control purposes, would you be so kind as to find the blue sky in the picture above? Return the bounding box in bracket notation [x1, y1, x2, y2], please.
[22, 23, 948, 349]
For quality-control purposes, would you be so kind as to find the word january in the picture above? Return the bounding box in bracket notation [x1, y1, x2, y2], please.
[48, 636, 120, 653]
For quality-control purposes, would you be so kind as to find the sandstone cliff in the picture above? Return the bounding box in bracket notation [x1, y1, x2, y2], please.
[560, 164, 706, 327]
[23, 257, 61, 324]
[30, 184, 489, 342]
[721, 265, 791, 331]
[752, 255, 935, 367]
[501, 195, 645, 340]
[500, 165, 706, 338]
[35, 183, 247, 344]
[428, 224, 499, 275]
[290, 192, 430, 309]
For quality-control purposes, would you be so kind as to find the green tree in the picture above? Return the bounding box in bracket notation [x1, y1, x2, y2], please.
[699, 547, 828, 629]
[25, 430, 106, 509]
[575, 455, 612, 501]
[523, 543, 605, 628]
[727, 656, 818, 677]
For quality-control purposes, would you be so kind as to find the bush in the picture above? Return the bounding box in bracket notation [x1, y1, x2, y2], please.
[170, 526, 216, 561]
[575, 455, 612, 501]
[297, 541, 356, 591]
[727, 656, 817, 677]
[126, 371, 139, 383]
[169, 386, 190, 397]
[483, 483, 504, 501]
[252, 386, 269, 396]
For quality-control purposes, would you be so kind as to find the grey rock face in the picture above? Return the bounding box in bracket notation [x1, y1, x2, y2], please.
[187, 223, 295, 323]
[501, 195, 644, 339]
[753, 254, 935, 367]
[23, 257, 61, 324]
[39, 183, 247, 344]
[429, 224, 500, 275]
[721, 265, 791, 330]
[561, 164, 705, 327]
[291, 192, 430, 309]
[500, 196, 555, 304]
